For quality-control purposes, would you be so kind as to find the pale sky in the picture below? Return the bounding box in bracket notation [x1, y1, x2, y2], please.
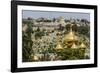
[22, 10, 90, 21]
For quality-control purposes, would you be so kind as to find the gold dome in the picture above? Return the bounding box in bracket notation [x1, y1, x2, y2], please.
[64, 29, 78, 42]
[71, 43, 78, 49]
[79, 42, 86, 49]
[55, 42, 63, 51]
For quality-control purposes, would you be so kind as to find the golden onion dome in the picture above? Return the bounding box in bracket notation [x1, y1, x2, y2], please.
[71, 43, 78, 49]
[64, 29, 78, 42]
[55, 43, 63, 51]
[79, 42, 86, 49]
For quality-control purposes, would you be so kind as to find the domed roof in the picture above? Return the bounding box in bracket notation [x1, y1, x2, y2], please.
[71, 43, 78, 49]
[64, 29, 78, 42]
[55, 43, 63, 50]
[79, 42, 86, 48]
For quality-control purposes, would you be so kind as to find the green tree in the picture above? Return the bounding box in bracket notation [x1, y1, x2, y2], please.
[78, 26, 89, 36]
[65, 24, 70, 31]
[22, 23, 33, 62]
[72, 24, 78, 32]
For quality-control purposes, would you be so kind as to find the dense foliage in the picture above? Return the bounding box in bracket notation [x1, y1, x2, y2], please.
[22, 18, 90, 62]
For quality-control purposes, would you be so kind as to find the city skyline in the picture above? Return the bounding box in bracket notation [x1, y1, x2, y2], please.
[22, 10, 90, 21]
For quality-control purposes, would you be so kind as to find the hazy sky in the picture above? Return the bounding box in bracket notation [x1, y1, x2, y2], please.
[22, 10, 90, 21]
